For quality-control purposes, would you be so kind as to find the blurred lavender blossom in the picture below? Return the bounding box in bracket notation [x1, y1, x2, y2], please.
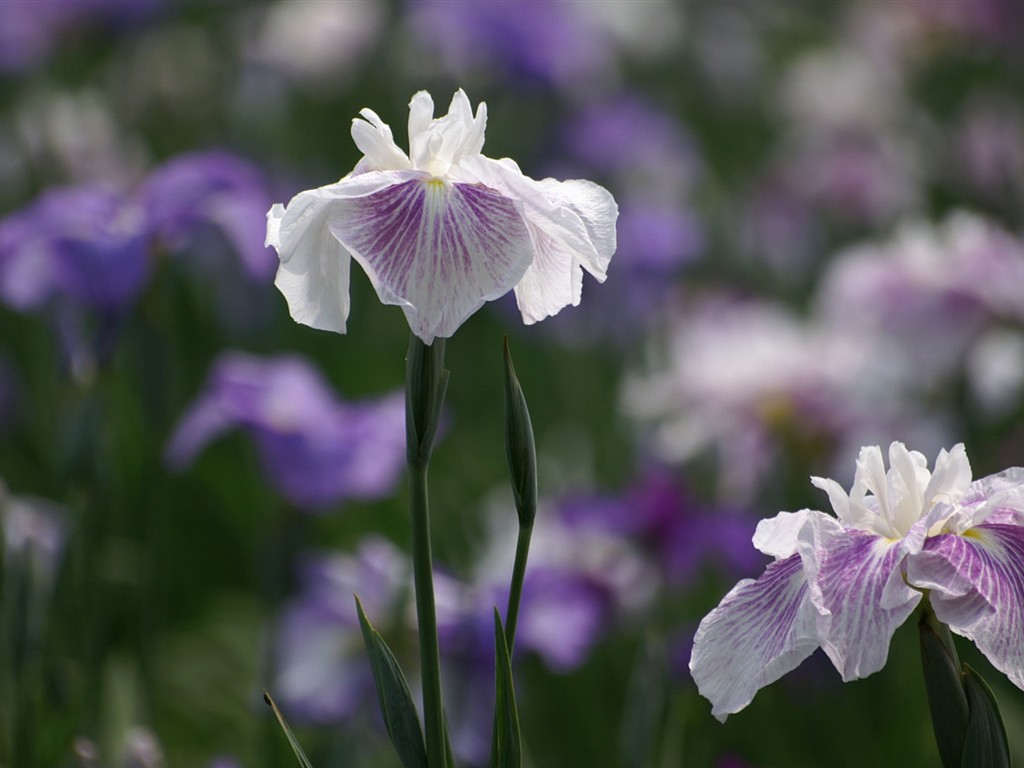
[559, 469, 763, 587]
[538, 96, 704, 343]
[623, 295, 950, 502]
[815, 211, 1024, 385]
[165, 352, 406, 511]
[243, 0, 385, 90]
[0, 151, 272, 375]
[403, 0, 682, 90]
[273, 537, 410, 722]
[0, 0, 164, 75]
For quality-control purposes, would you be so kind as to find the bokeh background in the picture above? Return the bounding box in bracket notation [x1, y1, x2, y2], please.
[1, 1, 1023, 766]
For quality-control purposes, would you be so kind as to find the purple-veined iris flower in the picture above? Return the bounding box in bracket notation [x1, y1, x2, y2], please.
[165, 352, 405, 511]
[689, 441, 1024, 721]
[265, 89, 618, 345]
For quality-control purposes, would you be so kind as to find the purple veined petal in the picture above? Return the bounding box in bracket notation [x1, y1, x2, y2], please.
[908, 523, 1024, 690]
[269, 171, 411, 334]
[455, 155, 616, 280]
[689, 553, 820, 722]
[803, 517, 923, 681]
[328, 176, 533, 344]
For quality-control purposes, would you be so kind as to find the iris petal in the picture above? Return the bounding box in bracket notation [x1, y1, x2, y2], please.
[806, 519, 923, 680]
[909, 524, 1024, 690]
[328, 177, 533, 344]
[269, 172, 411, 333]
[453, 156, 617, 323]
[689, 553, 820, 722]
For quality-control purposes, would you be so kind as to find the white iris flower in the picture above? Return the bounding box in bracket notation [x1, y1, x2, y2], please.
[266, 89, 618, 344]
[690, 441, 1024, 721]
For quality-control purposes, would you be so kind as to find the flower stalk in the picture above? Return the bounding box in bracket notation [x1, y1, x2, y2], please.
[405, 335, 449, 768]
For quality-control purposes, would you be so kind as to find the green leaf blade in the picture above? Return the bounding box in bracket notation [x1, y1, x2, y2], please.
[356, 596, 429, 768]
[263, 690, 315, 768]
[492, 608, 522, 768]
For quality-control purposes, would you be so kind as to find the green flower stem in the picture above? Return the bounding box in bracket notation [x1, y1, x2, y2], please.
[503, 524, 533, 653]
[405, 335, 449, 768]
[922, 598, 962, 672]
[409, 458, 446, 768]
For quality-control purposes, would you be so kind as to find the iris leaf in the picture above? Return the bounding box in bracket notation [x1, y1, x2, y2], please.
[356, 596, 429, 768]
[493, 608, 522, 768]
[263, 690, 315, 768]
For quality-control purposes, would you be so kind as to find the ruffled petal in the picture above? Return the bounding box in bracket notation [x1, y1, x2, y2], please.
[327, 177, 533, 344]
[269, 172, 411, 333]
[908, 524, 1024, 690]
[689, 553, 820, 721]
[804, 518, 923, 680]
[535, 177, 617, 280]
[453, 156, 618, 323]
[752, 509, 817, 559]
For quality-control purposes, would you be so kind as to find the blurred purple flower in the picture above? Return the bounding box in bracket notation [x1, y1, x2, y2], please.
[165, 352, 405, 510]
[0, 183, 150, 312]
[534, 96, 705, 344]
[0, 151, 273, 314]
[623, 294, 953, 503]
[405, 0, 611, 87]
[140, 151, 276, 281]
[815, 211, 1024, 381]
[560, 470, 763, 587]
[559, 97, 701, 197]
[273, 537, 410, 722]
[404, 0, 681, 88]
[0, 0, 164, 74]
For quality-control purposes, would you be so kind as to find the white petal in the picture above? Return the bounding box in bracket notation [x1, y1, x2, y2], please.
[351, 108, 411, 171]
[803, 516, 922, 681]
[408, 91, 436, 168]
[536, 177, 618, 281]
[454, 156, 618, 322]
[689, 554, 820, 721]
[269, 172, 408, 333]
[909, 524, 1024, 691]
[752, 509, 818, 559]
[512, 217, 582, 325]
[327, 177, 533, 344]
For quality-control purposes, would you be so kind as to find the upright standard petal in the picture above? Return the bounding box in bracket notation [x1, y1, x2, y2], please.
[804, 514, 924, 681]
[689, 553, 820, 721]
[327, 177, 533, 344]
[909, 524, 1024, 690]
